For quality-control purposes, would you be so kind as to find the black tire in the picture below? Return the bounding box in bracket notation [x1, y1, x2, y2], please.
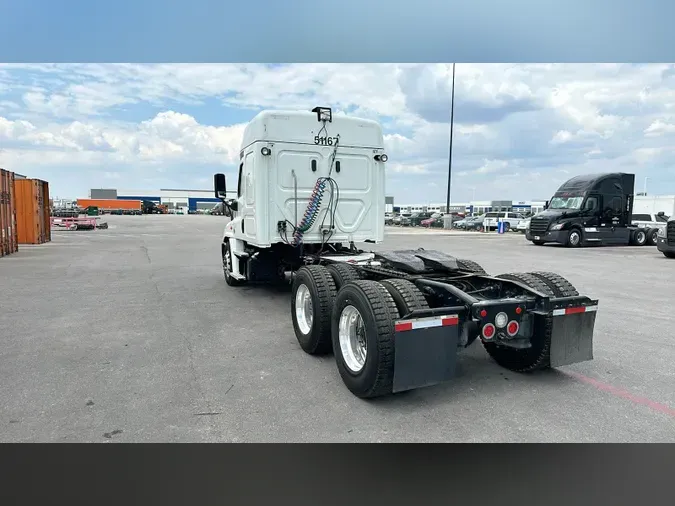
[496, 272, 556, 297]
[484, 273, 556, 372]
[663, 251, 675, 259]
[326, 263, 362, 290]
[223, 239, 246, 286]
[528, 271, 579, 297]
[456, 258, 487, 274]
[503, 222, 511, 232]
[379, 278, 429, 317]
[630, 228, 647, 246]
[291, 265, 336, 355]
[646, 228, 659, 246]
[532, 240, 545, 246]
[632, 229, 647, 246]
[565, 228, 582, 247]
[331, 280, 400, 398]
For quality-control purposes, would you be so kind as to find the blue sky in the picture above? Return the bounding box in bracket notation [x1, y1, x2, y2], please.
[2, 63, 675, 203]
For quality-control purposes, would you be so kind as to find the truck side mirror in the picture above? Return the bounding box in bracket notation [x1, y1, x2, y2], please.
[214, 173, 227, 199]
[544, 201, 549, 210]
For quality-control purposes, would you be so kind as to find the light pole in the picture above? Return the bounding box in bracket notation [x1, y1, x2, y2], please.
[445, 63, 456, 216]
[643, 176, 650, 196]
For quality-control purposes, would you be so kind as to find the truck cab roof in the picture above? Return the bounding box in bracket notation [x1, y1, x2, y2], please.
[240, 109, 384, 153]
[554, 172, 635, 195]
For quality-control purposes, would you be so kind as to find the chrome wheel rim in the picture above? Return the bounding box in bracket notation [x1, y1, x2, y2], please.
[295, 284, 313, 335]
[223, 246, 232, 278]
[570, 231, 580, 245]
[339, 305, 367, 373]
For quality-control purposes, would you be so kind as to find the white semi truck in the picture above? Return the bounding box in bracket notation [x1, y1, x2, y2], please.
[214, 107, 600, 399]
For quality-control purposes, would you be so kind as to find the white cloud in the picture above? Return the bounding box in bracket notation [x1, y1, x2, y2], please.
[644, 119, 675, 137]
[1, 63, 675, 201]
[475, 159, 509, 174]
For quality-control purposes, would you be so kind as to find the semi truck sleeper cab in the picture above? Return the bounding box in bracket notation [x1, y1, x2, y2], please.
[526, 172, 657, 248]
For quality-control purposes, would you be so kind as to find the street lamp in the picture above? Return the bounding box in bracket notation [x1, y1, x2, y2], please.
[445, 63, 456, 215]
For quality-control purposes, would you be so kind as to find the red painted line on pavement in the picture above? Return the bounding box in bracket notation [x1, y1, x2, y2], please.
[564, 371, 675, 418]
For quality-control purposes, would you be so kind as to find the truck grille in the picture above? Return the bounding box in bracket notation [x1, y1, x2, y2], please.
[529, 218, 549, 236]
[667, 221, 675, 245]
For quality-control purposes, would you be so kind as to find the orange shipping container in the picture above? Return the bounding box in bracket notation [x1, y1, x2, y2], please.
[0, 168, 19, 257]
[77, 198, 142, 210]
[15, 178, 51, 245]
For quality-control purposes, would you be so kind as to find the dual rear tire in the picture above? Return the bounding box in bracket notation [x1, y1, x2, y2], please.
[290, 264, 429, 398]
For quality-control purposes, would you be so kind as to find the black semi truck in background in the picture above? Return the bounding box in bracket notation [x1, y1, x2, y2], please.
[526, 172, 659, 248]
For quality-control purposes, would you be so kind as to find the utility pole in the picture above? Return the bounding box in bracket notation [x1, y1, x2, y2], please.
[445, 63, 456, 215]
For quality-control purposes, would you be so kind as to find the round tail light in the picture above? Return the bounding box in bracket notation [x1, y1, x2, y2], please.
[495, 312, 508, 328]
[480, 309, 488, 318]
[482, 323, 496, 340]
[506, 320, 519, 337]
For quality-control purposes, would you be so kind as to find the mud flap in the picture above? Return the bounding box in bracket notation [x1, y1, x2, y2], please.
[392, 317, 460, 393]
[548, 309, 597, 368]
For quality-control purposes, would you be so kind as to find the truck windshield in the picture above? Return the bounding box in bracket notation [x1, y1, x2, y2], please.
[549, 196, 584, 210]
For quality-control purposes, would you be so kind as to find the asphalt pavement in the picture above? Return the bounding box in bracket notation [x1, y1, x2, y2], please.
[1, 215, 673, 442]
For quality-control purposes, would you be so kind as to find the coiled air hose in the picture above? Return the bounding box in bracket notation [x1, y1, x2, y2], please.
[292, 177, 328, 245]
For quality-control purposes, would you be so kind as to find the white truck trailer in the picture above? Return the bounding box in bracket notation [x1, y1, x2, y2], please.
[214, 107, 600, 399]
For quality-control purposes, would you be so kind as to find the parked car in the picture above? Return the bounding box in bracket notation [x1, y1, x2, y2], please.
[464, 215, 485, 231]
[421, 216, 436, 227]
[393, 213, 411, 226]
[453, 217, 468, 229]
[482, 211, 524, 232]
[407, 212, 433, 227]
[384, 212, 395, 225]
[516, 217, 531, 233]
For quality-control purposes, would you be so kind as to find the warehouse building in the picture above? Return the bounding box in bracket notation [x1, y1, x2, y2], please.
[395, 200, 548, 216]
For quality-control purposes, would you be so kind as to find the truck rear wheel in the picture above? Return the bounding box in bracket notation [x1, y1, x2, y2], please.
[331, 280, 400, 398]
[379, 278, 429, 316]
[326, 263, 362, 290]
[456, 258, 487, 274]
[483, 273, 556, 372]
[631, 229, 647, 246]
[291, 265, 336, 355]
[528, 271, 579, 297]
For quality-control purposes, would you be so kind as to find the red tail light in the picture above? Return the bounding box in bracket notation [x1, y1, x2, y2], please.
[482, 323, 496, 340]
[506, 320, 519, 337]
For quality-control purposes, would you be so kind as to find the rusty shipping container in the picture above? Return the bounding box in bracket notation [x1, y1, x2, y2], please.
[0, 168, 19, 257]
[15, 178, 51, 245]
[76, 198, 142, 210]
